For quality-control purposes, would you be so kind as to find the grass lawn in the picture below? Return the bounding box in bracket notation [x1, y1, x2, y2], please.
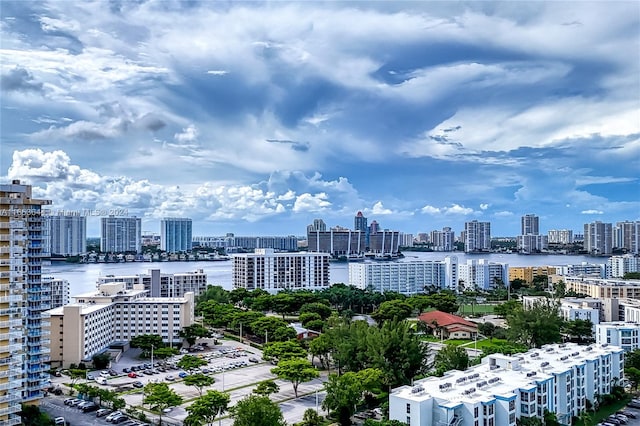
[590, 395, 631, 425]
[458, 304, 495, 315]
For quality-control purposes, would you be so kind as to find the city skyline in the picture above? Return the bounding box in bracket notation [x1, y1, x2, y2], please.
[1, 2, 639, 237]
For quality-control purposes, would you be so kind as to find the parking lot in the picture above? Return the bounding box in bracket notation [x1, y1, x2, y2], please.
[44, 339, 327, 425]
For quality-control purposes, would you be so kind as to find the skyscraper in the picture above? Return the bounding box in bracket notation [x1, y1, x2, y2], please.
[584, 221, 613, 256]
[0, 180, 51, 421]
[354, 211, 367, 232]
[101, 216, 142, 253]
[306, 218, 326, 233]
[521, 214, 539, 235]
[430, 227, 455, 251]
[517, 214, 547, 254]
[464, 220, 491, 253]
[160, 218, 192, 253]
[47, 214, 86, 256]
[614, 221, 640, 254]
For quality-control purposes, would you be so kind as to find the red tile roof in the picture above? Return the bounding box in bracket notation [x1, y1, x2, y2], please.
[417, 310, 477, 329]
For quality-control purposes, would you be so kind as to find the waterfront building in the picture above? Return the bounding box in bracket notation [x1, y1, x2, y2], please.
[553, 277, 640, 299]
[47, 282, 194, 367]
[458, 259, 508, 291]
[399, 233, 414, 248]
[508, 266, 557, 284]
[369, 229, 401, 255]
[306, 218, 326, 233]
[464, 220, 491, 253]
[369, 220, 380, 235]
[553, 262, 608, 278]
[160, 218, 192, 253]
[0, 180, 51, 420]
[583, 221, 613, 256]
[389, 343, 624, 426]
[521, 214, 539, 235]
[349, 257, 458, 295]
[307, 227, 366, 256]
[47, 214, 86, 256]
[614, 221, 640, 254]
[101, 216, 142, 253]
[548, 230, 574, 245]
[232, 248, 329, 294]
[522, 296, 601, 327]
[430, 227, 455, 252]
[517, 214, 547, 254]
[96, 268, 207, 297]
[596, 322, 640, 352]
[42, 277, 70, 309]
[354, 211, 367, 233]
[609, 255, 640, 278]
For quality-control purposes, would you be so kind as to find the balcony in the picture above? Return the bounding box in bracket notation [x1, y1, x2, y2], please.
[0, 331, 22, 340]
[0, 381, 21, 391]
[0, 308, 21, 316]
[0, 319, 22, 328]
[0, 405, 21, 417]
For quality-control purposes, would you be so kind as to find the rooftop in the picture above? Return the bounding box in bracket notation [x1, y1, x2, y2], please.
[417, 311, 477, 328]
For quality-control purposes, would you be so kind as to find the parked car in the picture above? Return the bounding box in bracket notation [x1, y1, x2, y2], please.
[122, 368, 130, 373]
[128, 372, 138, 378]
[69, 399, 84, 407]
[105, 411, 123, 421]
[96, 408, 111, 417]
[132, 381, 144, 388]
[628, 402, 640, 409]
[100, 370, 110, 377]
[86, 373, 95, 380]
[96, 377, 108, 385]
[82, 403, 99, 412]
[54, 417, 65, 425]
[249, 357, 260, 363]
[109, 369, 118, 376]
[165, 375, 175, 381]
[620, 410, 637, 418]
[63, 398, 75, 405]
[111, 415, 130, 424]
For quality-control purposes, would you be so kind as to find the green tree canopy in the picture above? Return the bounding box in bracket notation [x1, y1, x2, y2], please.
[177, 355, 208, 372]
[143, 382, 183, 425]
[300, 302, 332, 320]
[130, 334, 163, 357]
[423, 291, 459, 313]
[506, 298, 564, 348]
[322, 369, 383, 426]
[180, 323, 212, 347]
[183, 373, 215, 396]
[434, 345, 470, 376]
[196, 285, 229, 308]
[92, 352, 111, 369]
[271, 358, 319, 398]
[370, 299, 413, 323]
[563, 319, 594, 343]
[199, 301, 240, 328]
[493, 299, 522, 318]
[184, 390, 230, 426]
[253, 380, 280, 397]
[262, 340, 307, 362]
[231, 395, 286, 426]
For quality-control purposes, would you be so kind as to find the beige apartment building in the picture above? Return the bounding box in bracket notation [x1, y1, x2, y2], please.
[554, 276, 640, 299]
[0, 180, 51, 424]
[47, 282, 194, 367]
[508, 266, 557, 284]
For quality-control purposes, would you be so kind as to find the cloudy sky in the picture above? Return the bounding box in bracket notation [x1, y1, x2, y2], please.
[1, 1, 638, 237]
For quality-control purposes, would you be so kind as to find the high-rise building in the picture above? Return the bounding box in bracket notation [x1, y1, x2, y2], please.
[160, 218, 192, 253]
[306, 218, 326, 233]
[47, 214, 86, 256]
[0, 180, 51, 420]
[464, 220, 491, 253]
[369, 220, 380, 235]
[232, 249, 330, 294]
[548, 229, 574, 244]
[100, 216, 142, 253]
[614, 221, 640, 254]
[521, 214, 539, 235]
[307, 227, 366, 257]
[430, 227, 455, 251]
[584, 221, 613, 256]
[609, 255, 640, 278]
[458, 259, 509, 290]
[354, 211, 367, 233]
[96, 268, 208, 298]
[42, 277, 70, 309]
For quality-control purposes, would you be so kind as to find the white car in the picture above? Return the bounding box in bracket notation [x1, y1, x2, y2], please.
[100, 370, 110, 377]
[54, 417, 65, 425]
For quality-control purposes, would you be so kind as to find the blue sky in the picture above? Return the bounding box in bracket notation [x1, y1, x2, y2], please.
[1, 1, 638, 237]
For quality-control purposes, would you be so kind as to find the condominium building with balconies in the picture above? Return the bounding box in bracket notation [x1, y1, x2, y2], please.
[389, 343, 624, 426]
[0, 180, 51, 423]
[96, 268, 207, 297]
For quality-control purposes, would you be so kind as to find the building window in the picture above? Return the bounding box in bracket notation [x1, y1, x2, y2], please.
[406, 417, 410, 425]
[406, 403, 410, 414]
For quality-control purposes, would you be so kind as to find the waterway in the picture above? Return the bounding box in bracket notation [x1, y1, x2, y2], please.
[45, 252, 603, 298]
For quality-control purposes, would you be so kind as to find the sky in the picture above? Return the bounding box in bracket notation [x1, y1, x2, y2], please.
[1, 1, 639, 238]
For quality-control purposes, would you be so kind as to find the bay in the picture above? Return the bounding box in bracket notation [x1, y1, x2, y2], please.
[45, 252, 602, 298]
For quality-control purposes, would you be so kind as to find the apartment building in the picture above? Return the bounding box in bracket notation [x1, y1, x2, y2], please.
[101, 216, 142, 253]
[584, 221, 613, 256]
[0, 181, 52, 422]
[47, 282, 194, 367]
[42, 276, 69, 309]
[517, 214, 548, 254]
[609, 255, 640, 278]
[553, 263, 608, 278]
[464, 220, 491, 253]
[522, 296, 601, 326]
[430, 227, 455, 252]
[596, 322, 640, 352]
[554, 277, 640, 299]
[160, 217, 192, 253]
[458, 259, 508, 291]
[307, 228, 367, 256]
[349, 257, 458, 295]
[389, 343, 624, 426]
[47, 214, 86, 256]
[232, 248, 330, 294]
[548, 230, 574, 245]
[96, 268, 207, 297]
[614, 221, 640, 254]
[508, 266, 557, 284]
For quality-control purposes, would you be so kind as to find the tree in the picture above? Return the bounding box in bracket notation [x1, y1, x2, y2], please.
[506, 299, 564, 348]
[180, 324, 212, 347]
[92, 352, 111, 369]
[626, 349, 640, 369]
[576, 411, 592, 426]
[300, 408, 321, 426]
[434, 345, 469, 376]
[250, 316, 290, 342]
[516, 418, 543, 426]
[309, 333, 332, 370]
[322, 369, 382, 426]
[370, 299, 413, 323]
[477, 322, 497, 339]
[253, 380, 280, 397]
[300, 302, 332, 320]
[262, 340, 307, 362]
[130, 334, 164, 357]
[273, 325, 297, 341]
[271, 358, 319, 398]
[272, 293, 299, 319]
[196, 285, 229, 308]
[493, 300, 521, 318]
[20, 404, 55, 426]
[625, 367, 640, 391]
[153, 346, 179, 359]
[199, 301, 240, 328]
[143, 382, 183, 426]
[183, 373, 215, 396]
[563, 319, 593, 343]
[184, 390, 230, 426]
[231, 395, 286, 426]
[424, 291, 459, 313]
[177, 354, 208, 372]
[299, 312, 322, 327]
[530, 275, 549, 292]
[624, 272, 640, 280]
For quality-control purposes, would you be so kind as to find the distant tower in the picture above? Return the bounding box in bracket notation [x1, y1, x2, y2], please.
[464, 220, 491, 253]
[369, 220, 379, 235]
[521, 214, 539, 235]
[160, 218, 193, 253]
[306, 219, 327, 233]
[354, 211, 367, 232]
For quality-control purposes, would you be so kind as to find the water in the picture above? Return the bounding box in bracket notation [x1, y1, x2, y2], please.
[45, 252, 600, 298]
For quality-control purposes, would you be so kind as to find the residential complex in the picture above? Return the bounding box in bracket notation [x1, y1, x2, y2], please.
[464, 220, 491, 253]
[430, 227, 455, 252]
[101, 216, 142, 253]
[458, 259, 508, 290]
[552, 277, 640, 299]
[192, 234, 298, 251]
[0, 180, 51, 423]
[349, 257, 458, 295]
[42, 276, 70, 309]
[517, 214, 548, 254]
[508, 266, 557, 284]
[548, 229, 574, 245]
[609, 254, 640, 278]
[232, 248, 330, 293]
[307, 227, 367, 256]
[47, 214, 86, 256]
[390, 343, 624, 426]
[584, 221, 613, 256]
[596, 322, 640, 352]
[522, 296, 601, 326]
[614, 221, 640, 254]
[160, 217, 192, 253]
[47, 282, 194, 367]
[96, 268, 208, 297]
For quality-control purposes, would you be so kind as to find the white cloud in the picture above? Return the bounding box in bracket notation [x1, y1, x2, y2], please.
[420, 204, 476, 215]
[174, 124, 199, 143]
[494, 211, 514, 217]
[293, 193, 331, 213]
[581, 209, 604, 215]
[421, 205, 441, 214]
[370, 201, 393, 215]
[479, 203, 489, 210]
[206, 70, 228, 76]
